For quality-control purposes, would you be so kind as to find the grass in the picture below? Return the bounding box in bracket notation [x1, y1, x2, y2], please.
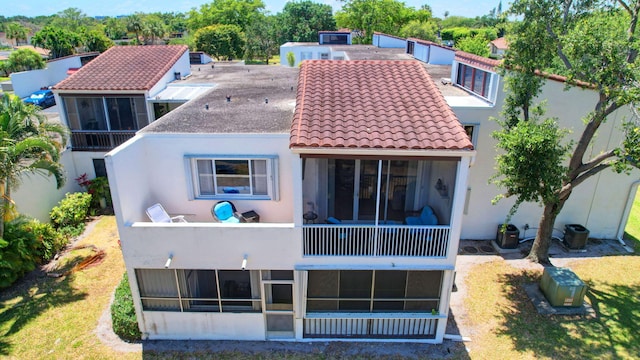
[0, 77, 9, 82]
[0, 217, 137, 360]
[623, 188, 640, 251]
[464, 257, 639, 360]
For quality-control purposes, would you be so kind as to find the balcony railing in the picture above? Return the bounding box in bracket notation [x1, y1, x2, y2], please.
[304, 316, 439, 339]
[303, 225, 450, 257]
[70, 130, 136, 151]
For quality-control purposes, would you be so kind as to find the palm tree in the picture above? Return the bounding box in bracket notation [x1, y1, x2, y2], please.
[0, 94, 68, 239]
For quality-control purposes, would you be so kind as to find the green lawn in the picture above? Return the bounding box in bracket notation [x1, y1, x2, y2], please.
[623, 188, 640, 250]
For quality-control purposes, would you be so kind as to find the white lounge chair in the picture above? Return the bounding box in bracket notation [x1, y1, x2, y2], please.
[146, 203, 187, 223]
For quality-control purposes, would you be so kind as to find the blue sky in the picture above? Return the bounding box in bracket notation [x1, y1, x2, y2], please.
[4, 0, 503, 19]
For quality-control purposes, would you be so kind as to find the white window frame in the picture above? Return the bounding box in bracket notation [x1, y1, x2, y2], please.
[186, 155, 278, 200]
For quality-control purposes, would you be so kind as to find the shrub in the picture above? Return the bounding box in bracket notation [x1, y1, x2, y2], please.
[50, 192, 91, 229]
[25, 219, 67, 262]
[0, 217, 38, 288]
[111, 273, 141, 342]
[286, 51, 295, 67]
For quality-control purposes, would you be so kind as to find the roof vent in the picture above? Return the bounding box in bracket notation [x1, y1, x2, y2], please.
[205, 104, 209, 110]
[226, 95, 231, 102]
[174, 72, 181, 80]
[265, 98, 268, 104]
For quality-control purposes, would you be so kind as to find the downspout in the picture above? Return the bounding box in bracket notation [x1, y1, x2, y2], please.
[616, 179, 640, 253]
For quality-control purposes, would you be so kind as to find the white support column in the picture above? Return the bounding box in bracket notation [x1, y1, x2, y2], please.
[435, 269, 455, 342]
[448, 156, 472, 261]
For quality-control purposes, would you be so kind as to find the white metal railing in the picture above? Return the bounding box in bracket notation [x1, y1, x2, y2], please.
[303, 317, 438, 339]
[303, 225, 450, 257]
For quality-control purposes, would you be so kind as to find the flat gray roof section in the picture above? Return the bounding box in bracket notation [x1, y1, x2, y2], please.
[142, 63, 299, 134]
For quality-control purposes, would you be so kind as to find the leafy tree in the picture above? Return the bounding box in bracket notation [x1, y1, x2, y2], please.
[457, 34, 490, 56]
[49, 7, 95, 33]
[6, 48, 45, 72]
[399, 20, 438, 41]
[0, 94, 68, 239]
[245, 14, 279, 63]
[440, 15, 477, 28]
[5, 22, 29, 46]
[194, 24, 245, 60]
[492, 0, 640, 263]
[336, 0, 417, 43]
[187, 0, 265, 32]
[82, 29, 114, 52]
[103, 17, 128, 40]
[277, 0, 336, 43]
[31, 26, 81, 59]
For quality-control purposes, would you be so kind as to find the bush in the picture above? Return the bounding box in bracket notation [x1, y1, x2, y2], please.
[25, 219, 67, 262]
[50, 192, 91, 229]
[0, 217, 38, 288]
[111, 273, 142, 342]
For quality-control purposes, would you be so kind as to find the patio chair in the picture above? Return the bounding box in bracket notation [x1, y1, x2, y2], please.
[212, 201, 244, 223]
[146, 203, 187, 223]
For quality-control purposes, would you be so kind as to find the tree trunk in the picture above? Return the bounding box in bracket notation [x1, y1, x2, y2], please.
[0, 180, 7, 239]
[527, 197, 568, 264]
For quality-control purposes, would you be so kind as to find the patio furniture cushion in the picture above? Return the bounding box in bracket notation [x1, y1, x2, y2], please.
[405, 206, 438, 226]
[213, 201, 241, 223]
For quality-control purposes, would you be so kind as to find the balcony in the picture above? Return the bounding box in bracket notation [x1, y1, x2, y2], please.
[303, 224, 450, 257]
[70, 130, 136, 151]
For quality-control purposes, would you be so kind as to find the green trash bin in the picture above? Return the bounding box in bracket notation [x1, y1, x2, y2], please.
[564, 224, 589, 250]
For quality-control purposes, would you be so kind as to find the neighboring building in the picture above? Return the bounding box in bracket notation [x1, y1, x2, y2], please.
[318, 30, 352, 45]
[52, 45, 212, 179]
[104, 35, 637, 343]
[489, 37, 508, 58]
[10, 52, 99, 98]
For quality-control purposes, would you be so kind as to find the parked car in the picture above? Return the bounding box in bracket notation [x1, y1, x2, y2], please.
[23, 89, 56, 108]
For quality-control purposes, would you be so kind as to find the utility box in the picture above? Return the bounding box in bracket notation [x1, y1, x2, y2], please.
[564, 224, 589, 250]
[539, 267, 587, 307]
[496, 224, 519, 249]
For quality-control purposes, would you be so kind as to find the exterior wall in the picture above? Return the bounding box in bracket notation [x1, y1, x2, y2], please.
[429, 46, 455, 65]
[106, 133, 296, 225]
[12, 150, 82, 222]
[413, 43, 430, 63]
[372, 34, 406, 48]
[279, 44, 329, 67]
[148, 50, 191, 98]
[141, 312, 265, 340]
[453, 78, 640, 240]
[71, 151, 108, 179]
[11, 56, 83, 98]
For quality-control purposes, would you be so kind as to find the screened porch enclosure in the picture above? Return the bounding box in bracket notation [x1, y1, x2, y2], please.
[302, 157, 458, 257]
[62, 95, 150, 150]
[302, 157, 457, 225]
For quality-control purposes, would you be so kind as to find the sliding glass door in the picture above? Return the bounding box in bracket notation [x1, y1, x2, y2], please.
[330, 159, 415, 223]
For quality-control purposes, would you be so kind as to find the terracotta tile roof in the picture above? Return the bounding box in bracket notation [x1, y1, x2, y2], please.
[290, 60, 473, 150]
[454, 51, 501, 72]
[54, 45, 188, 91]
[490, 37, 508, 50]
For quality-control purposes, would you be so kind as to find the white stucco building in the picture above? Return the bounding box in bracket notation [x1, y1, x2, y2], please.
[102, 35, 637, 343]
